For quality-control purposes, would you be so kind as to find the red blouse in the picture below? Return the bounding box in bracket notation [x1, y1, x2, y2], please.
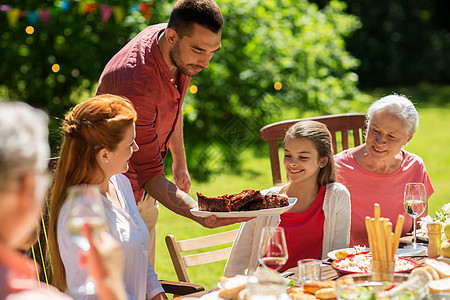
[278, 186, 326, 272]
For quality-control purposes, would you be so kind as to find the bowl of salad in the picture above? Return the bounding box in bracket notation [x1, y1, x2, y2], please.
[336, 273, 428, 300]
[331, 252, 418, 276]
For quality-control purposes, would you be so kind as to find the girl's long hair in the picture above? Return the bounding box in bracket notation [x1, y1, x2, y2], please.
[283, 120, 336, 186]
[47, 94, 137, 291]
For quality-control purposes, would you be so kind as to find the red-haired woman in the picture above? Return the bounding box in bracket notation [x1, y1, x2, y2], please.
[47, 95, 167, 300]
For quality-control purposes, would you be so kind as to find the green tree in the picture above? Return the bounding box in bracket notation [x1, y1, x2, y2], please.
[0, 0, 369, 179]
[343, 0, 450, 88]
[182, 0, 370, 179]
[0, 0, 158, 148]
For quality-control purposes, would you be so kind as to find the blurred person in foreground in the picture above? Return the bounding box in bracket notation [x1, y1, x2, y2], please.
[96, 0, 248, 265]
[47, 95, 166, 299]
[0, 101, 126, 300]
[334, 94, 434, 247]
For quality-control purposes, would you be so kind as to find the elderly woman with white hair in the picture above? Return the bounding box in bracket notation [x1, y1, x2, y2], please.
[335, 94, 434, 246]
[0, 102, 126, 300]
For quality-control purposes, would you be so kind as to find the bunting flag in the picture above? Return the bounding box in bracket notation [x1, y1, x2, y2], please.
[78, 1, 88, 15]
[59, 1, 71, 12]
[6, 8, 20, 27]
[26, 11, 39, 24]
[112, 6, 125, 24]
[99, 5, 112, 24]
[139, 3, 152, 20]
[38, 8, 52, 26]
[0, 1, 153, 28]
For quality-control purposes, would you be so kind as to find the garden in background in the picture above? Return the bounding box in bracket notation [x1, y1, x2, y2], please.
[1, 0, 449, 293]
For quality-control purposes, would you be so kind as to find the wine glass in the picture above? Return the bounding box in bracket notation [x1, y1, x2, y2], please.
[258, 227, 288, 272]
[403, 183, 427, 249]
[65, 184, 107, 296]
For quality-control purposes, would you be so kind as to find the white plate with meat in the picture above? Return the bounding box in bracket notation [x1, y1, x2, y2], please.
[191, 197, 297, 218]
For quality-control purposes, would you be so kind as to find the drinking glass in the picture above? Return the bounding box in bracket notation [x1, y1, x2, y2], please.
[65, 184, 107, 296]
[258, 227, 288, 272]
[298, 259, 321, 287]
[403, 183, 427, 249]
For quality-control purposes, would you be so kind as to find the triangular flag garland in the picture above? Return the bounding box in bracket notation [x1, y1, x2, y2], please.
[1, 1, 152, 28]
[99, 4, 113, 24]
[5, 8, 20, 27]
[112, 6, 126, 24]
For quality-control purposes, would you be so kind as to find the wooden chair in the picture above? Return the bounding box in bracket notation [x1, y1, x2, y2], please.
[260, 113, 367, 185]
[27, 157, 59, 286]
[29, 157, 204, 296]
[165, 229, 240, 283]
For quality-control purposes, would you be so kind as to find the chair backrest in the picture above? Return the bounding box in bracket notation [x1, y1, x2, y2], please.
[28, 157, 60, 286]
[29, 204, 52, 287]
[260, 113, 367, 185]
[165, 229, 239, 283]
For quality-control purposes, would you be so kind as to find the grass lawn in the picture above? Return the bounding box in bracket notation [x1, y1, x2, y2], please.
[405, 105, 450, 214]
[154, 105, 450, 290]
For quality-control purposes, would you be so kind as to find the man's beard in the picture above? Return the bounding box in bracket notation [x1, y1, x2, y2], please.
[169, 41, 202, 77]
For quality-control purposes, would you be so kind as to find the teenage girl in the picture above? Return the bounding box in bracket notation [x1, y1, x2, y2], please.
[224, 120, 351, 276]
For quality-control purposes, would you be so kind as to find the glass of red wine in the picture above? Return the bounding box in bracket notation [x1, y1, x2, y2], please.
[258, 227, 288, 272]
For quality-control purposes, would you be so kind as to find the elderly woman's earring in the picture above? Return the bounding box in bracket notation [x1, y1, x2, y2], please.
[106, 160, 109, 163]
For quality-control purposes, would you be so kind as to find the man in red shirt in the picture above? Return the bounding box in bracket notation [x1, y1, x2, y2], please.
[96, 0, 247, 265]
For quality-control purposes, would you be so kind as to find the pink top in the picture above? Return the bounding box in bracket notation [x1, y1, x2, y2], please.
[0, 243, 71, 299]
[278, 186, 326, 271]
[96, 24, 191, 202]
[335, 148, 434, 246]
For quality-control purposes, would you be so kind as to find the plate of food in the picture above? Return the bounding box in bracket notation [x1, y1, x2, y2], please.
[395, 247, 428, 257]
[328, 246, 426, 261]
[336, 273, 428, 300]
[331, 252, 418, 276]
[191, 189, 297, 218]
[216, 275, 248, 299]
[327, 246, 368, 260]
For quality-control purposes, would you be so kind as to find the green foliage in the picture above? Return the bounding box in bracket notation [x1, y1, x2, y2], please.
[368, 83, 450, 107]
[0, 0, 156, 150]
[344, 0, 450, 88]
[1, 0, 369, 177]
[182, 0, 370, 180]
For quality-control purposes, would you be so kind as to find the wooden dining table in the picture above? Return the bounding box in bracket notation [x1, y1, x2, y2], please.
[181, 236, 429, 298]
[182, 257, 427, 298]
[284, 255, 427, 284]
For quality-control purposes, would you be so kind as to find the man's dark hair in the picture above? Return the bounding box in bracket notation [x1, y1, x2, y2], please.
[167, 0, 224, 38]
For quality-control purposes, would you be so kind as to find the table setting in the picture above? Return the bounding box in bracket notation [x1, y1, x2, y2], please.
[179, 186, 450, 300]
[180, 242, 447, 300]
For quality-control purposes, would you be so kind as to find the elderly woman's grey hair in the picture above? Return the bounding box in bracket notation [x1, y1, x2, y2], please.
[366, 94, 419, 137]
[0, 102, 50, 192]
